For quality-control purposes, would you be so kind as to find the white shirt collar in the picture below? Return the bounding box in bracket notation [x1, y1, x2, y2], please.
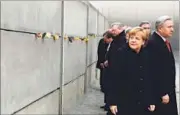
[107, 42, 111, 51]
[155, 31, 166, 42]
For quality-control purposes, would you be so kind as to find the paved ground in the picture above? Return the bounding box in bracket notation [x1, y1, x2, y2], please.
[68, 51, 179, 114]
[66, 88, 107, 114]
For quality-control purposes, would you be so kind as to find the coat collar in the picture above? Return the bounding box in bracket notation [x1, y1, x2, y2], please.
[126, 44, 144, 55]
[155, 31, 166, 42]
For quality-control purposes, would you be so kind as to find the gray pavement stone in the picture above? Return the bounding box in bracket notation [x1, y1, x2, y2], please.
[65, 88, 106, 114]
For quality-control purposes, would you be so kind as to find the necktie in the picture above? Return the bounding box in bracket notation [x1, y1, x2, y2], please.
[165, 40, 171, 52]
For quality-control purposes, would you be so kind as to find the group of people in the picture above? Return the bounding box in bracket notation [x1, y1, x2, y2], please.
[96, 15, 178, 115]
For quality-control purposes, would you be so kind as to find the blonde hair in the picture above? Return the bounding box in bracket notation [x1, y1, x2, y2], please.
[128, 27, 148, 41]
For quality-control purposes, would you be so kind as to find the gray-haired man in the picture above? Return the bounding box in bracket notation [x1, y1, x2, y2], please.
[139, 21, 151, 35]
[107, 22, 127, 57]
[104, 22, 127, 113]
[146, 15, 178, 115]
[139, 21, 151, 46]
[104, 22, 126, 69]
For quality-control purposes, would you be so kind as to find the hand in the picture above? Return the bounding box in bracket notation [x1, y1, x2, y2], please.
[148, 105, 155, 112]
[100, 63, 104, 68]
[104, 60, 108, 67]
[110, 105, 118, 115]
[162, 94, 170, 104]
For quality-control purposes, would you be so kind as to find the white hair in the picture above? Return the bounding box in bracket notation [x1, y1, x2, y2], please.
[139, 21, 151, 27]
[111, 22, 124, 29]
[155, 15, 172, 30]
[125, 27, 132, 34]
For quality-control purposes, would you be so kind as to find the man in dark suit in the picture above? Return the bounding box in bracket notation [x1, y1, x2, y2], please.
[105, 22, 126, 65]
[139, 21, 151, 46]
[102, 32, 114, 111]
[102, 23, 126, 90]
[139, 21, 151, 35]
[146, 15, 178, 115]
[101, 23, 126, 112]
[96, 31, 113, 110]
[96, 32, 109, 93]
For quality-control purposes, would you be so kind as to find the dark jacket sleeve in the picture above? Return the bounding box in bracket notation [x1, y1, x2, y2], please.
[106, 48, 125, 105]
[146, 41, 172, 97]
[144, 51, 155, 105]
[96, 39, 105, 69]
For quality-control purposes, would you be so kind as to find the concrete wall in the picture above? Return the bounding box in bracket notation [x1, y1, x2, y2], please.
[87, 6, 104, 90]
[105, 20, 109, 31]
[87, 37, 101, 90]
[62, 1, 108, 113]
[98, 14, 105, 36]
[1, 1, 62, 114]
[1, 1, 62, 33]
[1, 1, 108, 114]
[62, 1, 87, 113]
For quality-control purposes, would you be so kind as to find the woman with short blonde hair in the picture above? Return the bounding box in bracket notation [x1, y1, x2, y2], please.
[107, 27, 155, 115]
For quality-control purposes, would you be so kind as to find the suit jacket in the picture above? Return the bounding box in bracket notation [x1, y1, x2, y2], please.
[96, 38, 108, 69]
[102, 31, 126, 93]
[106, 30, 126, 62]
[146, 32, 176, 98]
[146, 32, 178, 115]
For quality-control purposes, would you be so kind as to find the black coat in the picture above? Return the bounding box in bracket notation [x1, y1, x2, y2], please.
[146, 32, 178, 115]
[102, 31, 126, 92]
[106, 30, 126, 62]
[107, 44, 154, 115]
[96, 38, 108, 69]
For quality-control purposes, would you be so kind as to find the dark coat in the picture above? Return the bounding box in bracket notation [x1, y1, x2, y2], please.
[106, 30, 126, 62]
[96, 38, 108, 92]
[103, 31, 127, 92]
[107, 44, 154, 115]
[96, 38, 108, 69]
[146, 32, 178, 115]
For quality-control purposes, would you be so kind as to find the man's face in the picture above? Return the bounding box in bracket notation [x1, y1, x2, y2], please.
[104, 37, 113, 43]
[141, 24, 151, 35]
[126, 34, 129, 40]
[158, 20, 174, 38]
[108, 28, 112, 32]
[111, 25, 123, 36]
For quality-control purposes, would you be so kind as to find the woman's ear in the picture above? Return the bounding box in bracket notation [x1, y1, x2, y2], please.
[142, 41, 145, 45]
